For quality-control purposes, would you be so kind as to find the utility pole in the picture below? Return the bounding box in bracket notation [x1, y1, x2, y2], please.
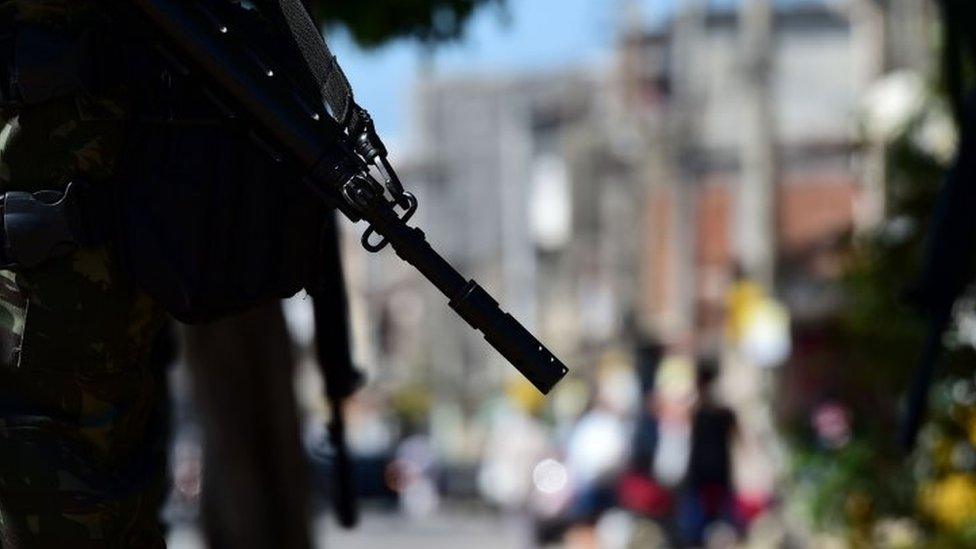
[669, 0, 706, 342]
[734, 0, 789, 517]
[737, 0, 777, 289]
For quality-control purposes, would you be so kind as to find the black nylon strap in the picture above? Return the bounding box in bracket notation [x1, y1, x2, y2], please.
[258, 0, 355, 125]
[253, 0, 363, 525]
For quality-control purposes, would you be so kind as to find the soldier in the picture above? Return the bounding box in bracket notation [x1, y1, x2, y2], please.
[0, 1, 172, 546]
[0, 0, 351, 543]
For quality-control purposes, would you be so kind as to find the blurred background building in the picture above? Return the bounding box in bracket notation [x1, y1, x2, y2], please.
[341, 0, 933, 467]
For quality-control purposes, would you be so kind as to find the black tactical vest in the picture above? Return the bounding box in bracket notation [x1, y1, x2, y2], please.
[0, 2, 330, 323]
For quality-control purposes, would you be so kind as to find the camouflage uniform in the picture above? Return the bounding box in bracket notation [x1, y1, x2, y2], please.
[0, 2, 169, 547]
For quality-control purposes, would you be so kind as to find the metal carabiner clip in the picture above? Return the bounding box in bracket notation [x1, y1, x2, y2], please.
[361, 191, 418, 253]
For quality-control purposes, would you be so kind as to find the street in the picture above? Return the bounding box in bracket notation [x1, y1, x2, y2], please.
[168, 509, 526, 549]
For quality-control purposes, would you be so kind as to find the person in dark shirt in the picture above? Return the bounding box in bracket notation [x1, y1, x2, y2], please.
[678, 357, 739, 546]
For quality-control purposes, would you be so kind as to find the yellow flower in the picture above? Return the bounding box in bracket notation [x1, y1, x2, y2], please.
[920, 474, 976, 530]
[725, 279, 765, 344]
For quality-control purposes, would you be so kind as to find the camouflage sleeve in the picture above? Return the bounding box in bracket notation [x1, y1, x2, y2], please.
[0, 5, 171, 545]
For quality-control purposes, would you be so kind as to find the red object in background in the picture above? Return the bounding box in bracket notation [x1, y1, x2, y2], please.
[812, 401, 852, 449]
[617, 472, 673, 518]
[734, 492, 771, 525]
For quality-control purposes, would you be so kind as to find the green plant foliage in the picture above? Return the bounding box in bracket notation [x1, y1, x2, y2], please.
[788, 92, 964, 542]
[785, 75, 976, 543]
[840, 120, 945, 421]
[793, 440, 915, 535]
[309, 0, 505, 47]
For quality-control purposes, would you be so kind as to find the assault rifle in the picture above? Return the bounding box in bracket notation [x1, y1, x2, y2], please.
[110, 0, 569, 529]
[119, 4, 568, 397]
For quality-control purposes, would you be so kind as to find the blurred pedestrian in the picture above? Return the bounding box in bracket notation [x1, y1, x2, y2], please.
[478, 394, 549, 510]
[618, 342, 675, 526]
[563, 390, 629, 549]
[677, 357, 740, 547]
[390, 423, 441, 519]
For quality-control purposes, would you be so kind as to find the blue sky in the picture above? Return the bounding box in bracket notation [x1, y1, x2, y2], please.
[328, 0, 670, 143]
[328, 0, 822, 144]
